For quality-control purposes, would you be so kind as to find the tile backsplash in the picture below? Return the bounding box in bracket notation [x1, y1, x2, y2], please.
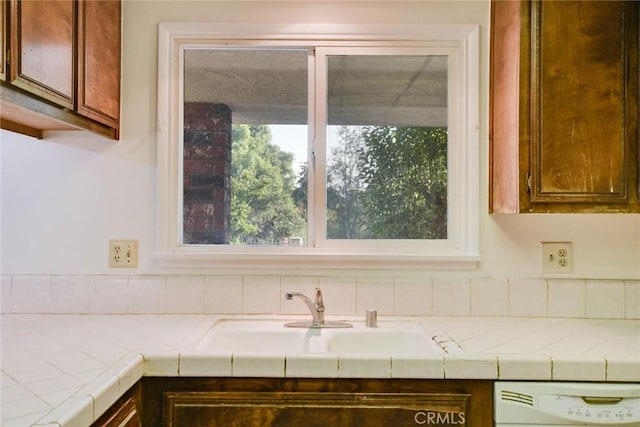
[1, 275, 638, 319]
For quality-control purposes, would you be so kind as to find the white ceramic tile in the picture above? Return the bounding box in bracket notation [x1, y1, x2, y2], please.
[552, 356, 605, 381]
[394, 278, 432, 316]
[432, 278, 470, 316]
[356, 278, 395, 315]
[607, 358, 640, 382]
[36, 347, 95, 367]
[11, 276, 51, 313]
[470, 278, 508, 316]
[166, 276, 204, 313]
[179, 354, 232, 376]
[280, 276, 319, 314]
[242, 276, 281, 314]
[496, 354, 551, 380]
[75, 342, 129, 366]
[232, 354, 284, 376]
[204, 276, 243, 313]
[143, 353, 180, 376]
[1, 384, 36, 404]
[1, 275, 11, 313]
[318, 277, 357, 315]
[55, 358, 107, 377]
[11, 366, 68, 385]
[1, 352, 51, 375]
[586, 280, 624, 319]
[50, 276, 90, 314]
[391, 356, 443, 379]
[624, 280, 640, 319]
[23, 375, 84, 396]
[34, 395, 93, 427]
[1, 372, 19, 389]
[444, 354, 497, 379]
[39, 387, 82, 407]
[127, 276, 167, 313]
[73, 369, 105, 384]
[285, 354, 338, 377]
[89, 276, 128, 313]
[508, 278, 547, 317]
[1, 396, 51, 423]
[338, 354, 391, 378]
[3, 410, 50, 427]
[78, 372, 119, 420]
[548, 279, 586, 318]
[111, 354, 144, 394]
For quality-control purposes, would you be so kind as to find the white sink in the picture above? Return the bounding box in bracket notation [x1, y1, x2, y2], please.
[327, 328, 438, 355]
[194, 319, 444, 356]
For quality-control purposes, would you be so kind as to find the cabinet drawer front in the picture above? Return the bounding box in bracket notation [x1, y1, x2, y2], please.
[165, 391, 470, 427]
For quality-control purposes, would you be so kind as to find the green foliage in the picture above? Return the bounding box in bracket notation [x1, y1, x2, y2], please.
[230, 123, 447, 244]
[230, 124, 305, 244]
[326, 126, 369, 239]
[359, 126, 447, 239]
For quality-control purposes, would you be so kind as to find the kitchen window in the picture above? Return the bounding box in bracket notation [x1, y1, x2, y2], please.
[156, 23, 480, 270]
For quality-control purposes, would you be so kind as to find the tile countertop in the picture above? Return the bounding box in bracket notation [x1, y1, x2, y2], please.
[1, 315, 639, 426]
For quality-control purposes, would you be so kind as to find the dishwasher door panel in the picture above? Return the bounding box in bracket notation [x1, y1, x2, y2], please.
[495, 382, 640, 426]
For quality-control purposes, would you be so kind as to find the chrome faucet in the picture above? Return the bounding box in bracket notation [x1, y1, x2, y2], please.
[285, 287, 325, 326]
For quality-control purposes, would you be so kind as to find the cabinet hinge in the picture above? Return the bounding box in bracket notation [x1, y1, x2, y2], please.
[526, 172, 532, 192]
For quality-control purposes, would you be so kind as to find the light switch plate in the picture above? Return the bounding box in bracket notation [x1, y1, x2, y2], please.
[109, 240, 139, 268]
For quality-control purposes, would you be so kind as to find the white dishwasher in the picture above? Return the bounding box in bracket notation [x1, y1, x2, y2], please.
[495, 382, 640, 426]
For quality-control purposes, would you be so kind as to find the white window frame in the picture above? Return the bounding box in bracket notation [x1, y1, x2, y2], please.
[156, 22, 480, 271]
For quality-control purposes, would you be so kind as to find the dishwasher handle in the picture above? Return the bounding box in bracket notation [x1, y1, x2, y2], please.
[582, 396, 624, 405]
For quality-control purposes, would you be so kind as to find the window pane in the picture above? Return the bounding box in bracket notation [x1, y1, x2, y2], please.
[182, 48, 308, 245]
[326, 55, 448, 240]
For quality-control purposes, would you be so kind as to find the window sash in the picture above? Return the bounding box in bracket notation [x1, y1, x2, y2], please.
[313, 46, 454, 251]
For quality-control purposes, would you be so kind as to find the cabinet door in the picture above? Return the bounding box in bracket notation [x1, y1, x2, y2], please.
[91, 384, 142, 427]
[143, 378, 493, 427]
[9, 0, 74, 109]
[77, 0, 120, 130]
[93, 397, 141, 427]
[165, 391, 470, 427]
[490, 0, 639, 213]
[529, 0, 637, 205]
[1, 0, 7, 81]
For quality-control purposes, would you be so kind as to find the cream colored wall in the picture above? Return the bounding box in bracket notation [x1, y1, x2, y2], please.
[1, 1, 638, 279]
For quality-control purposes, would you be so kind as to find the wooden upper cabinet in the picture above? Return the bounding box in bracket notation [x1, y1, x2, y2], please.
[9, 0, 75, 109]
[1, 0, 7, 82]
[0, 0, 121, 139]
[490, 0, 639, 213]
[77, 0, 120, 131]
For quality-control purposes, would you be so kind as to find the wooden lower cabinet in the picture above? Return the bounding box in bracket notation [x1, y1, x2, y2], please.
[141, 378, 493, 427]
[91, 383, 142, 427]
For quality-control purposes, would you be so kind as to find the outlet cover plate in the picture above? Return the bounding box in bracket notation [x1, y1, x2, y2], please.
[109, 240, 139, 268]
[541, 241, 573, 274]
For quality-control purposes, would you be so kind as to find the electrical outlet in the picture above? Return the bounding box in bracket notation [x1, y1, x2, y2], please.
[109, 240, 138, 268]
[541, 242, 573, 274]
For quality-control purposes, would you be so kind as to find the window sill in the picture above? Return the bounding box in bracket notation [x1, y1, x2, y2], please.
[152, 250, 480, 272]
